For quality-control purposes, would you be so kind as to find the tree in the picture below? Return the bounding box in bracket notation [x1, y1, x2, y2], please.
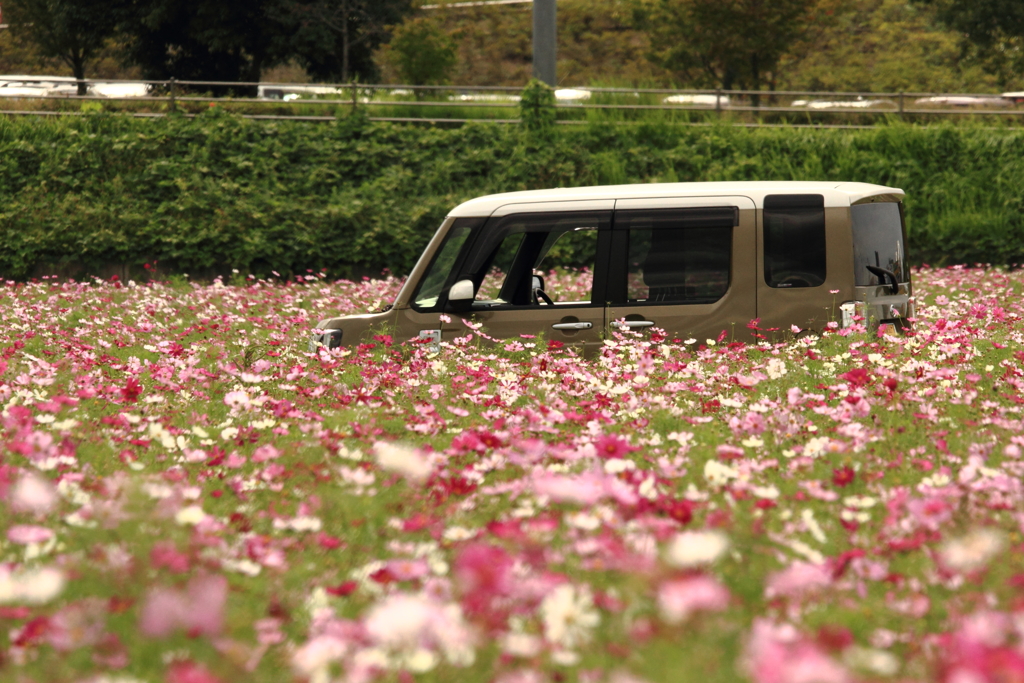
[2, 0, 122, 94]
[118, 0, 294, 93]
[286, 0, 411, 82]
[920, 0, 1024, 87]
[632, 0, 815, 100]
[778, 0, 1007, 93]
[380, 16, 457, 87]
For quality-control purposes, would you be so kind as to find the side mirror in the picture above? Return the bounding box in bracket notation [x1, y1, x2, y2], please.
[447, 279, 475, 313]
[531, 274, 544, 291]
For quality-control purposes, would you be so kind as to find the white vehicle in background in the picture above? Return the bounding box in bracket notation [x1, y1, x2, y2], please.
[91, 82, 149, 98]
[0, 76, 149, 98]
[791, 97, 893, 110]
[663, 94, 731, 107]
[913, 95, 1010, 108]
[257, 84, 347, 101]
[0, 75, 82, 97]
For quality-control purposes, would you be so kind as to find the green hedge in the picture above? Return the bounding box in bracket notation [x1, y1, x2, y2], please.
[1, 110, 1023, 279]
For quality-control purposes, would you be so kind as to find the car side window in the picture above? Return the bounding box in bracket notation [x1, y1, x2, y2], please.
[476, 233, 526, 301]
[463, 211, 610, 308]
[615, 207, 736, 305]
[534, 227, 598, 303]
[412, 220, 478, 310]
[763, 195, 826, 288]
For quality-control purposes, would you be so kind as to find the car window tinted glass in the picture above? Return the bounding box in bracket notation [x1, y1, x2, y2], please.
[763, 195, 826, 288]
[619, 208, 734, 304]
[413, 222, 474, 309]
[852, 202, 906, 286]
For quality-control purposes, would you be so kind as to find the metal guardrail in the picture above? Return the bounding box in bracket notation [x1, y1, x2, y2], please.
[2, 76, 1024, 126]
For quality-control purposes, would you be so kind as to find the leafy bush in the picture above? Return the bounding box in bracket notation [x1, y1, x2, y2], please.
[2, 111, 1024, 280]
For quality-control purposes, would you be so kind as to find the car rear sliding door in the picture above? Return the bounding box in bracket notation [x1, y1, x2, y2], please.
[605, 197, 757, 343]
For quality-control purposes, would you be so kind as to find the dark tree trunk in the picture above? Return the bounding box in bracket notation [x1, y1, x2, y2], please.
[341, 3, 350, 82]
[750, 53, 761, 109]
[71, 53, 88, 96]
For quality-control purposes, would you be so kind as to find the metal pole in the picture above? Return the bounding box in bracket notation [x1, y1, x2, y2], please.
[532, 0, 556, 86]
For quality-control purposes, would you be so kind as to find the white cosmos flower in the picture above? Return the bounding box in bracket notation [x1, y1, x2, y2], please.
[0, 566, 65, 604]
[703, 460, 738, 486]
[540, 584, 599, 650]
[373, 442, 434, 483]
[940, 528, 1006, 573]
[664, 530, 730, 568]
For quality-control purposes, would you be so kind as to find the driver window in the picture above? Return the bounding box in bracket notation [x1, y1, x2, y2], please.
[466, 212, 606, 307]
[476, 233, 525, 301]
[534, 227, 598, 303]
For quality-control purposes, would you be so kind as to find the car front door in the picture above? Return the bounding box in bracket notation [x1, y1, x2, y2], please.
[448, 202, 613, 353]
[605, 196, 758, 344]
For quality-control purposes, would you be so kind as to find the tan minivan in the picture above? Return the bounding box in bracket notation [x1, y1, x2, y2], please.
[311, 181, 912, 353]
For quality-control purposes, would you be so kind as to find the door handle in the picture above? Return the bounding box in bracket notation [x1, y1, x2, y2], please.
[611, 320, 655, 329]
[552, 322, 593, 330]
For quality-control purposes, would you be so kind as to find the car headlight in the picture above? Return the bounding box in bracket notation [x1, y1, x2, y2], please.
[309, 328, 343, 352]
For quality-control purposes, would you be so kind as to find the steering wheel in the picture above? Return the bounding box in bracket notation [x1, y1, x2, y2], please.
[533, 288, 554, 306]
[778, 274, 815, 288]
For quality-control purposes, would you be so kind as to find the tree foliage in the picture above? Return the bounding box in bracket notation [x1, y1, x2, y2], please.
[2, 0, 122, 94]
[117, 0, 292, 90]
[286, 0, 411, 82]
[779, 0, 1009, 92]
[377, 17, 457, 87]
[632, 0, 816, 95]
[921, 0, 1024, 88]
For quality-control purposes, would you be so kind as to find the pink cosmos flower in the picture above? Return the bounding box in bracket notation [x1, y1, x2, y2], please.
[291, 634, 349, 677]
[387, 557, 430, 581]
[657, 575, 730, 624]
[533, 471, 606, 505]
[765, 562, 832, 600]
[139, 574, 228, 638]
[7, 524, 55, 544]
[362, 592, 476, 666]
[593, 435, 633, 459]
[455, 542, 514, 623]
[166, 660, 222, 683]
[9, 472, 58, 515]
[743, 619, 852, 683]
[150, 541, 190, 573]
[46, 597, 106, 651]
[251, 444, 281, 462]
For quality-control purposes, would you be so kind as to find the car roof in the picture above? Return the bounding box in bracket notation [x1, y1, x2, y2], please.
[448, 181, 904, 217]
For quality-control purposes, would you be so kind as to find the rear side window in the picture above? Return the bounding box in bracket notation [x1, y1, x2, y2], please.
[763, 195, 826, 288]
[852, 202, 907, 286]
[617, 207, 736, 305]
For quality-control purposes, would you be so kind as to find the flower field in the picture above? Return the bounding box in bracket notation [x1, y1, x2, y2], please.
[2, 267, 1024, 683]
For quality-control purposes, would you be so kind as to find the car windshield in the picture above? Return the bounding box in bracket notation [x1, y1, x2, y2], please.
[852, 202, 907, 286]
[413, 223, 474, 309]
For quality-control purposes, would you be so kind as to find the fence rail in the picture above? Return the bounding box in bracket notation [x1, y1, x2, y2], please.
[2, 76, 1024, 127]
